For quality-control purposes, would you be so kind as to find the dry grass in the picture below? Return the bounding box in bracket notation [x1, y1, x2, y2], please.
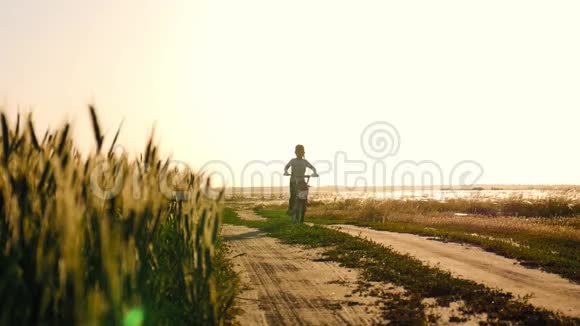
[304, 198, 580, 239]
[309, 196, 580, 218]
[372, 214, 580, 241]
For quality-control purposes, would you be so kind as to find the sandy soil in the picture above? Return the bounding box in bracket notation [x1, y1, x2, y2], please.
[236, 210, 267, 221]
[223, 223, 381, 325]
[327, 224, 580, 318]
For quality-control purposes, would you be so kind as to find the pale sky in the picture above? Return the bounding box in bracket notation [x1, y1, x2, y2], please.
[1, 1, 579, 187]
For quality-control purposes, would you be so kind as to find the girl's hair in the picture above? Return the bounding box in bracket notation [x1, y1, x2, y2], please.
[295, 144, 305, 158]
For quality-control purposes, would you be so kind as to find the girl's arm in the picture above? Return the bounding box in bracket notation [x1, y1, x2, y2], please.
[305, 160, 317, 174]
[284, 159, 294, 175]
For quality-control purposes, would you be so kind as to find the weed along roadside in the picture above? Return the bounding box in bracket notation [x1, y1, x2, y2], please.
[223, 207, 580, 325]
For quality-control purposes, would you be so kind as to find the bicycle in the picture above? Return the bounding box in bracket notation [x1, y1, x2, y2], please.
[284, 173, 318, 223]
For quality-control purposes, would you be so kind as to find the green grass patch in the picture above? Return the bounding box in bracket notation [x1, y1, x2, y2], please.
[224, 207, 579, 325]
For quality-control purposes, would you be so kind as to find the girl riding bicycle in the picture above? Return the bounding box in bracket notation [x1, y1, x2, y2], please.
[284, 145, 318, 216]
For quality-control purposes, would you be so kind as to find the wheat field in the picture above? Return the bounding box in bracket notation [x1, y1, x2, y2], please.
[0, 107, 233, 325]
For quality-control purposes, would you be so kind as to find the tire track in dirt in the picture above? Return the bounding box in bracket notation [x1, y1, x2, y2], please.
[223, 222, 380, 325]
[326, 224, 580, 318]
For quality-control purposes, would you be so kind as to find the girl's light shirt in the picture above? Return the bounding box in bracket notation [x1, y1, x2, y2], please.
[285, 158, 316, 179]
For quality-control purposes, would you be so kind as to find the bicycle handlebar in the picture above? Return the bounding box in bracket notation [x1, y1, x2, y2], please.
[284, 173, 318, 177]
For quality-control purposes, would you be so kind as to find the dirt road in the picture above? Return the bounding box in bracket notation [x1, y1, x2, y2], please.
[327, 224, 580, 318]
[223, 223, 380, 325]
[225, 210, 579, 323]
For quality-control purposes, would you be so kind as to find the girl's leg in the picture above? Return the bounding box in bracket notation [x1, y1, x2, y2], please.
[287, 180, 297, 215]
